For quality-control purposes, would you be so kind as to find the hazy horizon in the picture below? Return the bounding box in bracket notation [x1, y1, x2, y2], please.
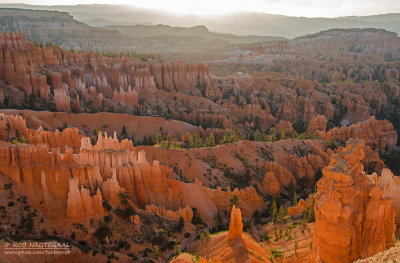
[2, 0, 400, 18]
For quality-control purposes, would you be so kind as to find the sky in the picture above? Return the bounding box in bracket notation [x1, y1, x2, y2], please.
[1, 0, 400, 17]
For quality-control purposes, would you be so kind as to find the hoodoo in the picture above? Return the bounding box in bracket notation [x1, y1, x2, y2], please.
[228, 205, 243, 240]
[312, 139, 396, 263]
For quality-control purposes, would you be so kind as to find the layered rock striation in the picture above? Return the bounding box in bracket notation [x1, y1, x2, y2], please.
[312, 139, 396, 263]
[0, 113, 82, 152]
[323, 117, 397, 150]
[0, 113, 264, 224]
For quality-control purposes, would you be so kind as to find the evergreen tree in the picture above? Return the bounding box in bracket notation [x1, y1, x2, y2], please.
[121, 125, 127, 138]
[307, 197, 316, 222]
[156, 132, 164, 148]
[215, 209, 223, 231]
[229, 194, 239, 207]
[254, 129, 262, 142]
[148, 136, 154, 145]
[271, 200, 278, 224]
[269, 128, 277, 141]
[220, 131, 232, 144]
[183, 132, 194, 148]
[280, 128, 286, 140]
[175, 217, 184, 232]
[291, 131, 299, 139]
[192, 132, 202, 148]
[204, 132, 216, 147]
[261, 132, 267, 142]
[166, 133, 173, 148]
[278, 206, 286, 224]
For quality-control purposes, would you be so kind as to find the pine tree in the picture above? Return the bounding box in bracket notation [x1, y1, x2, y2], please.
[121, 125, 127, 138]
[293, 191, 297, 206]
[229, 194, 239, 207]
[307, 197, 316, 222]
[271, 200, 278, 224]
[280, 128, 286, 140]
[175, 217, 184, 232]
[254, 129, 262, 142]
[215, 209, 223, 231]
[220, 131, 231, 144]
[156, 132, 164, 148]
[291, 131, 299, 139]
[204, 132, 216, 147]
[269, 128, 277, 141]
[166, 133, 173, 148]
[192, 132, 202, 148]
[183, 132, 194, 148]
[278, 206, 285, 224]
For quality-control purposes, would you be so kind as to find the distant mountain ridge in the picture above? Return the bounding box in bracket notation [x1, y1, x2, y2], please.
[1, 3, 400, 38]
[0, 8, 284, 53]
[103, 24, 285, 44]
[291, 28, 400, 60]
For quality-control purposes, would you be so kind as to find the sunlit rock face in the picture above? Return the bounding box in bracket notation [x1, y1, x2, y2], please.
[228, 205, 243, 240]
[322, 116, 397, 151]
[312, 139, 396, 263]
[0, 113, 264, 224]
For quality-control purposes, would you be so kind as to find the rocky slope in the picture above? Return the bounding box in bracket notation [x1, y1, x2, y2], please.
[355, 243, 400, 263]
[178, 206, 271, 263]
[293, 28, 400, 60]
[0, 109, 200, 144]
[1, 32, 399, 154]
[0, 115, 264, 224]
[322, 116, 397, 150]
[0, 8, 134, 51]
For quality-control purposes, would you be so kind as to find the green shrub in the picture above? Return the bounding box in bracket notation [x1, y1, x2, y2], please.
[261, 231, 271, 242]
[104, 215, 113, 223]
[93, 224, 112, 242]
[229, 194, 239, 207]
[115, 205, 135, 220]
[175, 217, 184, 232]
[102, 200, 112, 211]
[328, 138, 339, 150]
[271, 248, 282, 258]
[191, 208, 204, 226]
[200, 229, 211, 241]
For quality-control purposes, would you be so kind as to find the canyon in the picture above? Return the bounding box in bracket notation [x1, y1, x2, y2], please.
[0, 16, 399, 263]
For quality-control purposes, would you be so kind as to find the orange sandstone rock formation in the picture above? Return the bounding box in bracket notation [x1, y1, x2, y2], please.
[228, 205, 243, 240]
[377, 169, 400, 224]
[0, 113, 264, 226]
[66, 177, 104, 220]
[275, 120, 294, 134]
[0, 113, 82, 152]
[145, 204, 193, 222]
[312, 139, 396, 263]
[262, 172, 280, 196]
[288, 194, 313, 216]
[307, 115, 327, 133]
[323, 117, 397, 150]
[262, 162, 296, 195]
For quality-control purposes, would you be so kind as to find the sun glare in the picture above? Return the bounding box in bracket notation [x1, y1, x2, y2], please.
[2, 0, 400, 17]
